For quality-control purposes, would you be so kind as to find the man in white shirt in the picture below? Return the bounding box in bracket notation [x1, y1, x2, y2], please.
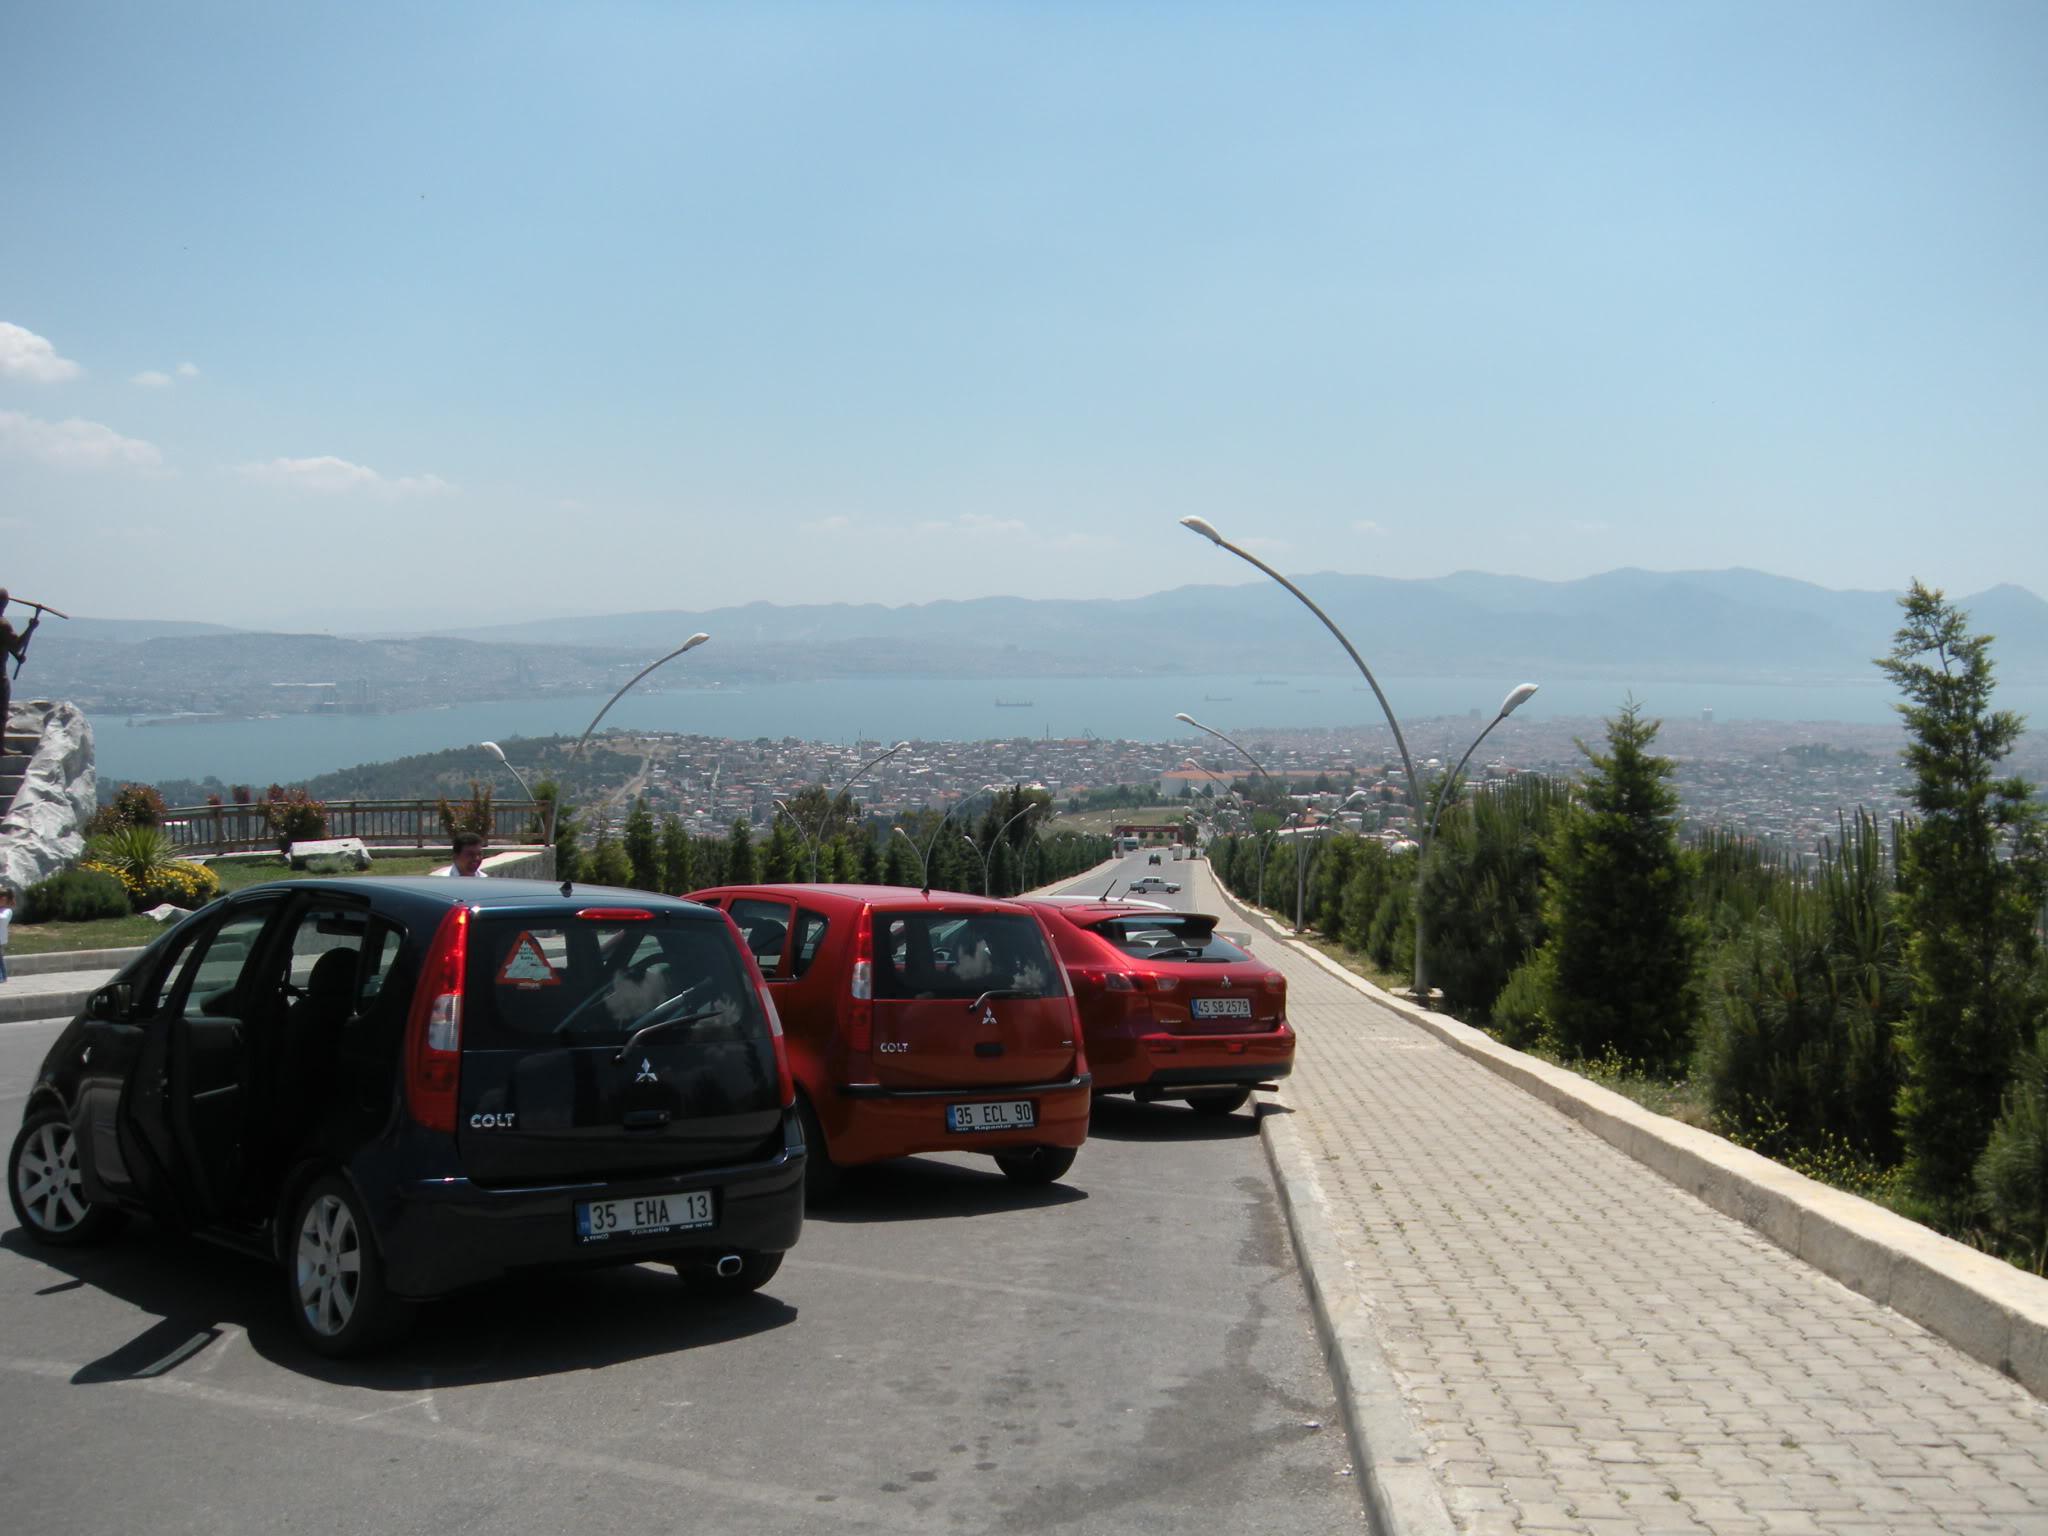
[436, 832, 490, 877]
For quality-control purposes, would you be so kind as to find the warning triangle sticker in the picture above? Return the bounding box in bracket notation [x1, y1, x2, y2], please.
[496, 932, 560, 986]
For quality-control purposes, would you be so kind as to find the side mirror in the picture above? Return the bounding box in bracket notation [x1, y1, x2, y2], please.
[87, 983, 134, 1021]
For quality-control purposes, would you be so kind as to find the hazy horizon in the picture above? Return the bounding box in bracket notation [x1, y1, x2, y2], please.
[7, 4, 2044, 629]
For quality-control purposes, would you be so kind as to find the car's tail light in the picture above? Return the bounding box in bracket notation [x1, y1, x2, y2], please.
[1263, 972, 1286, 995]
[843, 912, 875, 1083]
[757, 979, 796, 1108]
[404, 905, 470, 1133]
[1151, 975, 1179, 992]
[1078, 968, 1138, 992]
[577, 907, 652, 920]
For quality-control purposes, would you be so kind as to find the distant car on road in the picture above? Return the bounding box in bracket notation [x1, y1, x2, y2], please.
[1011, 899, 1293, 1116]
[1127, 875, 1180, 895]
[1147, 852, 1162, 865]
[8, 878, 805, 1356]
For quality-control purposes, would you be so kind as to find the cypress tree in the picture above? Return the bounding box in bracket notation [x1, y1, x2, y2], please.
[726, 818, 756, 885]
[660, 813, 694, 894]
[623, 796, 659, 891]
[1540, 701, 1699, 1071]
[1879, 581, 2048, 1220]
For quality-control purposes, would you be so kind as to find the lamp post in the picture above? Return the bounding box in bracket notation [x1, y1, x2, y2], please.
[1175, 714, 1280, 909]
[981, 800, 1041, 896]
[480, 741, 538, 846]
[548, 633, 711, 872]
[1180, 515, 1537, 999]
[777, 739, 911, 880]
[1411, 682, 1540, 993]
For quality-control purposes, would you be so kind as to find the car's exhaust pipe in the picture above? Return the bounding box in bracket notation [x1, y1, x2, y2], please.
[715, 1254, 744, 1278]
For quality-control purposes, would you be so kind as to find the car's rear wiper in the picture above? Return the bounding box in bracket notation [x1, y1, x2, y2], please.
[613, 1008, 721, 1063]
[965, 989, 1030, 1012]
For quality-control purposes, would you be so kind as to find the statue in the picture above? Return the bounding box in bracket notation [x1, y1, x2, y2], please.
[0, 589, 66, 731]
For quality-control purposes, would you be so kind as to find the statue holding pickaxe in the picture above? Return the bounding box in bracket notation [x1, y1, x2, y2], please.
[0, 589, 67, 729]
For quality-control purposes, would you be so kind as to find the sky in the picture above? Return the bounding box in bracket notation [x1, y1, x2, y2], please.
[3, 2, 2044, 633]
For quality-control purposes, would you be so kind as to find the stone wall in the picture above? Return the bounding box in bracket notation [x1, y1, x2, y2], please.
[1, 701, 98, 894]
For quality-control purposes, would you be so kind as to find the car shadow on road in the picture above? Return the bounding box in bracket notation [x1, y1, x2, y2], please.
[2, 1222, 797, 1390]
[803, 1155, 1089, 1225]
[1081, 1095, 1264, 1143]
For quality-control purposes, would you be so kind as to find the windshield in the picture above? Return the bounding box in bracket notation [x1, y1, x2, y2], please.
[1089, 916, 1250, 964]
[465, 916, 764, 1048]
[873, 911, 1059, 1000]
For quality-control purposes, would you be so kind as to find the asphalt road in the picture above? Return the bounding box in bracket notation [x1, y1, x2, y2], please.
[0, 853, 1366, 1535]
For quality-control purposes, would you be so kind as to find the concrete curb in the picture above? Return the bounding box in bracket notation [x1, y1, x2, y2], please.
[1235, 884, 2048, 1404]
[1259, 1101, 1459, 1536]
[7, 946, 147, 977]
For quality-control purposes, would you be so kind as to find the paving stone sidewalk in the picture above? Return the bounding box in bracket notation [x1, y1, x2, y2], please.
[1216, 872, 2048, 1535]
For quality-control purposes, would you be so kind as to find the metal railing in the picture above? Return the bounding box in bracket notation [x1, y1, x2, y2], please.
[159, 799, 545, 855]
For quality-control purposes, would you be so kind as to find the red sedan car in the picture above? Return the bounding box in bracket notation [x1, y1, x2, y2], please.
[1012, 898, 1292, 1116]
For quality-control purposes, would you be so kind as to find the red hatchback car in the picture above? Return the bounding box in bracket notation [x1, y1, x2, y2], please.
[685, 885, 1092, 1198]
[1012, 898, 1293, 1116]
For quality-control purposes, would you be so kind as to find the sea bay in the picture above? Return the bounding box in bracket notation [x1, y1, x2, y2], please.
[84, 671, 2048, 792]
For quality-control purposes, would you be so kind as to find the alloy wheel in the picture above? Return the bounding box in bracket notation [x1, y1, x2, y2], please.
[14, 1120, 88, 1234]
[294, 1192, 363, 1337]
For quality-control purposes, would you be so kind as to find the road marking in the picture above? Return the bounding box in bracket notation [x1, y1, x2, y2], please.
[790, 1258, 1245, 1323]
[0, 1354, 950, 1530]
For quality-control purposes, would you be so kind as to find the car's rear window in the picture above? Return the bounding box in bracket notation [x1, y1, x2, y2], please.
[1088, 916, 1251, 964]
[464, 915, 765, 1049]
[874, 911, 1060, 1000]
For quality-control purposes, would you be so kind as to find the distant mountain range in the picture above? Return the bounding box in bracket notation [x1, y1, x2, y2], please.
[35, 569, 2048, 689]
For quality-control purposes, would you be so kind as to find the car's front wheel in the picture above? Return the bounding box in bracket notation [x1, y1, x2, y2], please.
[993, 1145, 1077, 1185]
[287, 1175, 414, 1357]
[9, 1109, 125, 1246]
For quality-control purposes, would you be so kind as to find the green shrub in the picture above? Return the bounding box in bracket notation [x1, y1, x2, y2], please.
[263, 786, 329, 852]
[21, 869, 131, 922]
[81, 824, 220, 910]
[87, 781, 169, 835]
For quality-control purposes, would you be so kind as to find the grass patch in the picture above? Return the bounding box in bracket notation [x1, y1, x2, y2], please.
[13, 854, 450, 953]
[8, 913, 169, 955]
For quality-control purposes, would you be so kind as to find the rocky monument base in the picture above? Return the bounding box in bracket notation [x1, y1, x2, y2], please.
[1, 700, 98, 895]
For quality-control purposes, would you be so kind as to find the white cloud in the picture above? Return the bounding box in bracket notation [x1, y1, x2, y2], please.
[0, 322, 84, 382]
[799, 514, 852, 533]
[237, 455, 454, 497]
[1354, 520, 1386, 536]
[177, 362, 200, 377]
[131, 370, 173, 388]
[0, 410, 163, 471]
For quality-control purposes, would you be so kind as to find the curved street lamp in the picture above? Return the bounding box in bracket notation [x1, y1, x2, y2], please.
[1175, 714, 1281, 908]
[1180, 515, 1537, 999]
[480, 741, 538, 848]
[777, 739, 912, 880]
[981, 799, 1042, 896]
[548, 632, 711, 871]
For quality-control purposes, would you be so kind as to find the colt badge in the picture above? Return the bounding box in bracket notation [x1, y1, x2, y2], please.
[635, 1057, 658, 1083]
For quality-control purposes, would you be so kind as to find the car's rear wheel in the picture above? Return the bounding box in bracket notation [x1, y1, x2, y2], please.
[680, 1249, 784, 1299]
[9, 1110, 125, 1246]
[795, 1094, 843, 1206]
[993, 1145, 1077, 1185]
[287, 1175, 414, 1357]
[1184, 1087, 1253, 1116]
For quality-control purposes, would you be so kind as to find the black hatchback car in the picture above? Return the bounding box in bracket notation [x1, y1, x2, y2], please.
[7, 877, 806, 1356]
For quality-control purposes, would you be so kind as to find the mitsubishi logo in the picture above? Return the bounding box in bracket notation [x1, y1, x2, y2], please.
[980, 1007, 999, 1028]
[1221, 977, 1234, 988]
[635, 1057, 658, 1083]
